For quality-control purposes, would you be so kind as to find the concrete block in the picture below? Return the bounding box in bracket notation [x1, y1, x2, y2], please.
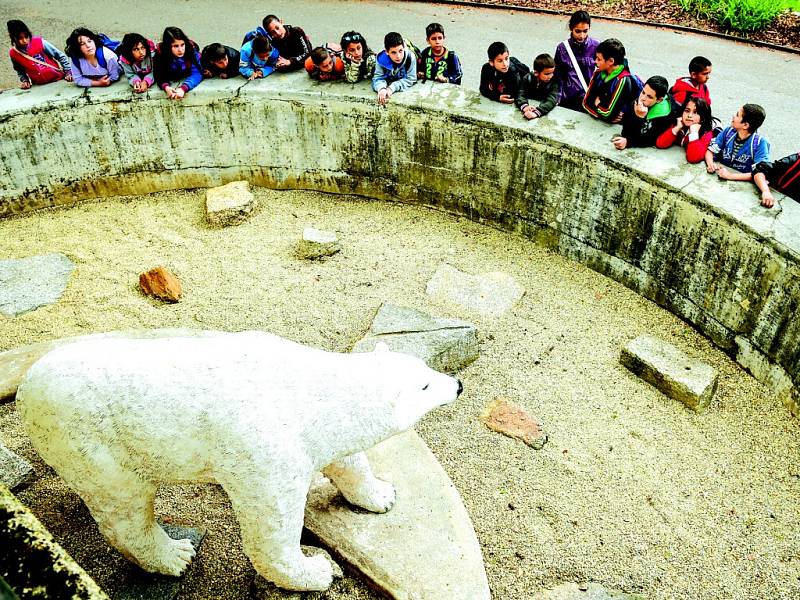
[621, 335, 718, 411]
[205, 181, 256, 227]
[297, 228, 341, 260]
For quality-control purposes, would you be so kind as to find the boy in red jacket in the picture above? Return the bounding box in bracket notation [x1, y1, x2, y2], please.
[670, 56, 712, 107]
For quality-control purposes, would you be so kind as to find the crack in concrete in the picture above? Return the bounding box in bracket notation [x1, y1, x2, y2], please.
[371, 326, 473, 337]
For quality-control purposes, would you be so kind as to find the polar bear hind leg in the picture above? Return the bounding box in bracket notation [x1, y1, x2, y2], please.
[219, 470, 334, 591]
[323, 451, 396, 513]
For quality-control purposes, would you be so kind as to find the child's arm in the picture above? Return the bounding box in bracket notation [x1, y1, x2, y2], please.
[239, 46, 255, 78]
[70, 59, 94, 87]
[685, 129, 712, 164]
[656, 118, 681, 149]
[479, 64, 499, 101]
[285, 27, 312, 70]
[42, 39, 73, 78]
[534, 80, 560, 117]
[448, 52, 463, 85]
[705, 130, 726, 173]
[105, 50, 122, 83]
[179, 55, 203, 91]
[388, 55, 417, 93]
[343, 56, 362, 83]
[371, 59, 389, 93]
[9, 54, 31, 87]
[754, 171, 775, 208]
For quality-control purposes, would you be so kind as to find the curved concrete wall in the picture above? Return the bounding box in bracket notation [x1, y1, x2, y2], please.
[1, 75, 799, 415]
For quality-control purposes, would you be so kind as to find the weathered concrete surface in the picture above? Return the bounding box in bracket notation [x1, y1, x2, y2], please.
[0, 483, 109, 599]
[0, 253, 75, 317]
[0, 442, 34, 491]
[1, 76, 799, 416]
[351, 303, 478, 373]
[534, 582, 645, 599]
[621, 335, 719, 411]
[304, 430, 491, 600]
[205, 180, 256, 227]
[297, 227, 341, 260]
[427, 263, 525, 317]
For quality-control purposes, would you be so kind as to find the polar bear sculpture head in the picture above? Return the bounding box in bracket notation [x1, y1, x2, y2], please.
[373, 342, 463, 431]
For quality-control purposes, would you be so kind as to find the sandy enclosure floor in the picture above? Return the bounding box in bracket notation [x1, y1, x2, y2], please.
[1, 188, 799, 600]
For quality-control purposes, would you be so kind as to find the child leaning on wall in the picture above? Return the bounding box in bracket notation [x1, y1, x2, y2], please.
[554, 10, 598, 112]
[582, 38, 641, 123]
[201, 43, 240, 79]
[239, 34, 279, 80]
[305, 45, 345, 81]
[372, 32, 417, 106]
[417, 22, 462, 85]
[153, 26, 202, 100]
[7, 19, 72, 88]
[261, 14, 312, 73]
[479, 41, 528, 104]
[340, 31, 376, 83]
[515, 53, 560, 120]
[65, 27, 121, 88]
[670, 55, 712, 107]
[754, 153, 800, 202]
[705, 103, 773, 207]
[612, 75, 674, 150]
[118, 33, 156, 93]
[656, 96, 715, 164]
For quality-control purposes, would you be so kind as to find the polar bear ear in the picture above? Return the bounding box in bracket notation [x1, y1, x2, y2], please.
[375, 342, 390, 353]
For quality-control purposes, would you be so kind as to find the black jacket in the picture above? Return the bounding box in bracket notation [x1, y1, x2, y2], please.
[479, 57, 528, 102]
[515, 74, 560, 116]
[201, 45, 240, 78]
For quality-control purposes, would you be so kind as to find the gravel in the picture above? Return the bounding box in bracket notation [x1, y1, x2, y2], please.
[1, 187, 798, 600]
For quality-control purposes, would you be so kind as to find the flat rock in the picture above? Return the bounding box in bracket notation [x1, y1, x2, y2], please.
[426, 263, 524, 317]
[0, 253, 75, 317]
[533, 582, 645, 599]
[305, 430, 490, 600]
[620, 335, 718, 411]
[115, 524, 205, 600]
[139, 267, 182, 303]
[205, 180, 256, 226]
[481, 397, 548, 450]
[0, 329, 220, 403]
[0, 441, 34, 491]
[297, 228, 341, 260]
[351, 303, 478, 373]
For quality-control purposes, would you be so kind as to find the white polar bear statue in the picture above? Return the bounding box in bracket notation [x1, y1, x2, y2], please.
[16, 331, 462, 591]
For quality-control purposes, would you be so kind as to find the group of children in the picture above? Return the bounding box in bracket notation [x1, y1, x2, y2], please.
[6, 12, 798, 206]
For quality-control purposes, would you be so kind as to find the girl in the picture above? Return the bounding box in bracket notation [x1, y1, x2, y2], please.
[656, 96, 715, 164]
[7, 19, 72, 88]
[554, 10, 599, 112]
[154, 27, 202, 100]
[304, 45, 345, 81]
[339, 31, 376, 84]
[118, 33, 156, 93]
[65, 27, 121, 88]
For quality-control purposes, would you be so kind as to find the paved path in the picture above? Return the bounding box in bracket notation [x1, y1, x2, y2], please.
[0, 0, 798, 154]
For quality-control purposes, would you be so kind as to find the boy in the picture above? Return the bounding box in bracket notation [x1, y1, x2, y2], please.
[417, 22, 462, 85]
[262, 15, 312, 72]
[612, 75, 674, 150]
[515, 53, 560, 119]
[479, 41, 528, 104]
[670, 56, 712, 107]
[372, 32, 417, 106]
[239, 35, 278, 80]
[304, 46, 345, 81]
[705, 104, 773, 207]
[754, 153, 800, 203]
[201, 43, 240, 79]
[582, 38, 641, 123]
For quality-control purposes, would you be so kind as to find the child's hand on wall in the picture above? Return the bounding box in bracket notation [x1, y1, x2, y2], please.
[499, 94, 514, 104]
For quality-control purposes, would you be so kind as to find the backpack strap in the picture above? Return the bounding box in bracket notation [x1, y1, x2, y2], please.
[561, 40, 588, 93]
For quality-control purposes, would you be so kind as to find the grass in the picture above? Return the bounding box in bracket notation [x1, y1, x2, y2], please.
[674, 0, 796, 32]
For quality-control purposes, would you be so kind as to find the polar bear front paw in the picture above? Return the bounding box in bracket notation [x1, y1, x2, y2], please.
[152, 537, 196, 576]
[345, 478, 396, 513]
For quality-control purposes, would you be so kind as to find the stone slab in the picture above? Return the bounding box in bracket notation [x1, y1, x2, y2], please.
[351, 303, 478, 374]
[304, 430, 490, 600]
[115, 524, 205, 600]
[534, 582, 645, 600]
[426, 263, 524, 318]
[0, 253, 75, 317]
[205, 180, 256, 227]
[481, 397, 548, 450]
[297, 228, 341, 260]
[0, 442, 34, 491]
[620, 335, 718, 411]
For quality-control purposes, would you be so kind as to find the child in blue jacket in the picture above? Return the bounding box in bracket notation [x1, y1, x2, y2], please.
[154, 27, 202, 99]
[239, 35, 279, 80]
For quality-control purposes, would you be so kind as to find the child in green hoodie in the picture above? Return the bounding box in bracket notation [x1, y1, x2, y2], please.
[612, 75, 674, 150]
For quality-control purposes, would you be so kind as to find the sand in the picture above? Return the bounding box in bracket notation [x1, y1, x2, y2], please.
[1, 188, 798, 600]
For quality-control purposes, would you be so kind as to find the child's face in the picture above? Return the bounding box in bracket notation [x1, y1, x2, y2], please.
[571, 22, 590, 43]
[319, 56, 333, 73]
[731, 108, 748, 132]
[594, 52, 614, 73]
[535, 67, 555, 83]
[78, 36, 96, 59]
[15, 33, 30, 49]
[267, 20, 286, 40]
[131, 42, 147, 63]
[427, 32, 445, 54]
[490, 51, 510, 73]
[212, 56, 229, 70]
[344, 42, 363, 61]
[637, 84, 661, 109]
[171, 39, 185, 58]
[691, 66, 712, 85]
[681, 101, 701, 127]
[386, 44, 405, 65]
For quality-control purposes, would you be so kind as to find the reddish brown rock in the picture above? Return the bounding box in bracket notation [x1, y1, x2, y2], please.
[481, 398, 548, 450]
[139, 267, 182, 303]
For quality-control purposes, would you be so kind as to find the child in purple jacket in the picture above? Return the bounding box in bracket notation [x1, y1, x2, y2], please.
[154, 27, 202, 100]
[554, 10, 599, 112]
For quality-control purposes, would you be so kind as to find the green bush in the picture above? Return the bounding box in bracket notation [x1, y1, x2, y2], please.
[674, 0, 791, 32]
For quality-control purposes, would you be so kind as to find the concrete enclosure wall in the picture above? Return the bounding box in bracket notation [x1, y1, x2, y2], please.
[1, 75, 799, 415]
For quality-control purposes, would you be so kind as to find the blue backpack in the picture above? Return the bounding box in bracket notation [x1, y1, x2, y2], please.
[97, 32, 122, 53]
